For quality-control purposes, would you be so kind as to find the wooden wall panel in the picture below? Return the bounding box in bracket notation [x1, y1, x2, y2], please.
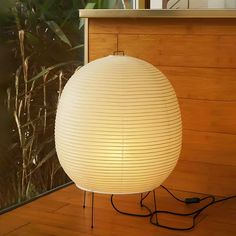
[179, 99, 236, 134]
[165, 160, 236, 196]
[118, 34, 236, 68]
[158, 66, 236, 101]
[89, 18, 236, 36]
[87, 18, 236, 196]
[181, 130, 236, 166]
[89, 34, 117, 62]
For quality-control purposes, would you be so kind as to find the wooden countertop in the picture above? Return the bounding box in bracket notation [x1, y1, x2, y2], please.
[79, 9, 236, 18]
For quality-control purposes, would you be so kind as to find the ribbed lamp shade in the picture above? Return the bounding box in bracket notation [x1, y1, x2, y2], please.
[55, 55, 182, 194]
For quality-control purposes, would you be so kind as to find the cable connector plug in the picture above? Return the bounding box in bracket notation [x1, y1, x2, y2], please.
[185, 198, 201, 204]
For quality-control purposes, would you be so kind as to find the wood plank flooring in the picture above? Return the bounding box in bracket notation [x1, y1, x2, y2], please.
[0, 185, 235, 236]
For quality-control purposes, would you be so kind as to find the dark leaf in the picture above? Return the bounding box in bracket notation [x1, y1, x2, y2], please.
[46, 20, 72, 47]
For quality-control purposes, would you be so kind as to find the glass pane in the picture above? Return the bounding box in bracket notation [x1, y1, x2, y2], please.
[0, 0, 134, 213]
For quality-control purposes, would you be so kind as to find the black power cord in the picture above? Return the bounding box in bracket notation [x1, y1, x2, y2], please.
[111, 185, 236, 231]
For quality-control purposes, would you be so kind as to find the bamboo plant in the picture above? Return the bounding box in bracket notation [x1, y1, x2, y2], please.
[0, 0, 129, 211]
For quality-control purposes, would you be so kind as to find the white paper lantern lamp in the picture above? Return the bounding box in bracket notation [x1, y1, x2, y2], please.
[55, 55, 182, 195]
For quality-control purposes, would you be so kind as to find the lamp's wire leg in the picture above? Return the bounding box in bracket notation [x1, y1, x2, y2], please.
[91, 192, 94, 228]
[153, 190, 158, 224]
[140, 193, 143, 207]
[83, 191, 86, 208]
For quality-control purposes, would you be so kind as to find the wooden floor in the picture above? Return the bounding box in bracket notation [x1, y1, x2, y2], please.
[0, 185, 235, 236]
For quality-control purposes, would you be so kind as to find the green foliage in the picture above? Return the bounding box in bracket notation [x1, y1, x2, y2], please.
[0, 0, 85, 210]
[0, 0, 129, 211]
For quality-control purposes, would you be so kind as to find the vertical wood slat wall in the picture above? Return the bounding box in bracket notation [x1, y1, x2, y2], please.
[87, 18, 236, 196]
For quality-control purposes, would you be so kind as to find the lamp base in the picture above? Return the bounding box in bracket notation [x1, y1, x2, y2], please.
[82, 189, 158, 228]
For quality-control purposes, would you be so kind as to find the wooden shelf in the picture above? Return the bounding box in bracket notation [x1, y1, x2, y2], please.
[80, 9, 236, 19]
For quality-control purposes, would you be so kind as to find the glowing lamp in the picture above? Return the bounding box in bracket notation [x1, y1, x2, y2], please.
[55, 55, 182, 194]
